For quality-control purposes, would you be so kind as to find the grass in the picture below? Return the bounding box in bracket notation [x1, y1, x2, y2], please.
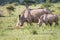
[0, 3, 60, 40]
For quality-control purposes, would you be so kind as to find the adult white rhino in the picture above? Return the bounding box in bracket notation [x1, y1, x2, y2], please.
[16, 8, 52, 28]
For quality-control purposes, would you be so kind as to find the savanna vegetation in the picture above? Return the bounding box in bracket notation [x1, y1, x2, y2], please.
[0, 2, 60, 40]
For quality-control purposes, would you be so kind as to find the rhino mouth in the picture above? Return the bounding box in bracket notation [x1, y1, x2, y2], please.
[20, 24, 23, 26]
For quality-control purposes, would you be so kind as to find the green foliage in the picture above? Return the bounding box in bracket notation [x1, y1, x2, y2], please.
[6, 6, 15, 12]
[46, 0, 51, 3]
[32, 30, 38, 35]
[41, 3, 53, 8]
[21, 0, 37, 6]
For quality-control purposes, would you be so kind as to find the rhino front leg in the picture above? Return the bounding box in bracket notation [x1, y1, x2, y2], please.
[26, 18, 32, 25]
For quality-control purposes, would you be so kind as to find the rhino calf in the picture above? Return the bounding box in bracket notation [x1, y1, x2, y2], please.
[38, 14, 59, 26]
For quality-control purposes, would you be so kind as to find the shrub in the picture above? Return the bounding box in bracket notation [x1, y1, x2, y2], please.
[21, 0, 36, 6]
[6, 6, 15, 12]
[41, 3, 53, 8]
[32, 30, 38, 35]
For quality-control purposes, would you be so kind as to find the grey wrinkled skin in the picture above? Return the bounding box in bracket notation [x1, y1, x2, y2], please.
[16, 8, 52, 27]
[38, 14, 59, 26]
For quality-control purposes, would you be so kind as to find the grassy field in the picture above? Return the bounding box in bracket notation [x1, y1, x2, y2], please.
[0, 3, 60, 40]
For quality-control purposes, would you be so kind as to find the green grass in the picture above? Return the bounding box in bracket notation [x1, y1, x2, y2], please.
[0, 3, 60, 40]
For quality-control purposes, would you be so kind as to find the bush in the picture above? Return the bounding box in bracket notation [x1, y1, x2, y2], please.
[41, 3, 53, 8]
[32, 30, 38, 35]
[21, 0, 36, 6]
[6, 6, 15, 12]
[14, 3, 19, 6]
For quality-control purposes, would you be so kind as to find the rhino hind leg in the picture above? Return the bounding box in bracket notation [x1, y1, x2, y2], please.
[44, 21, 48, 25]
[55, 21, 59, 26]
[49, 23, 52, 26]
